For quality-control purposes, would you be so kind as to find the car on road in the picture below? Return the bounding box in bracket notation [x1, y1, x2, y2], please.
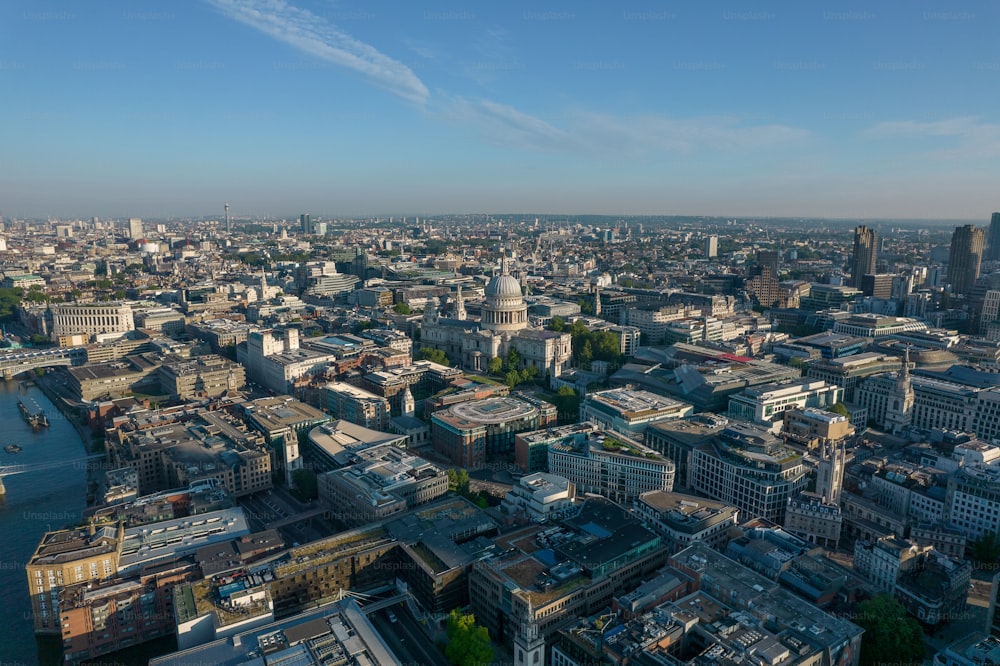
[387, 611, 397, 623]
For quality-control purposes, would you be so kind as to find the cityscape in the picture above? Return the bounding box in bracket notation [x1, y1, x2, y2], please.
[5, 2, 1000, 666]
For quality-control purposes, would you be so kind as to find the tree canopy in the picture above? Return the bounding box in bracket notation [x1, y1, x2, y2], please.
[444, 609, 494, 666]
[0, 287, 22, 320]
[854, 594, 925, 666]
[419, 347, 450, 366]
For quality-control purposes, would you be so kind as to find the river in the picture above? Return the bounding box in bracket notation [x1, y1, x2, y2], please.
[0, 379, 87, 666]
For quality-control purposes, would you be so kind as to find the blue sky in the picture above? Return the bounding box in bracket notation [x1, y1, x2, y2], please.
[2, 0, 999, 220]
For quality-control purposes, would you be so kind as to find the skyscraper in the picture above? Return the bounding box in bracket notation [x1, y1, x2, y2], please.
[986, 212, 1000, 262]
[850, 226, 877, 288]
[128, 217, 143, 240]
[948, 224, 985, 298]
[757, 250, 779, 276]
[299, 213, 312, 234]
[704, 235, 718, 258]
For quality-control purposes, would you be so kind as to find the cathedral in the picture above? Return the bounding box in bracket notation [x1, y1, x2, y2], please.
[420, 261, 572, 383]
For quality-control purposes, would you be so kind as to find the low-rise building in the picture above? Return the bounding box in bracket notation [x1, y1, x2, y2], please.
[321, 381, 391, 430]
[727, 378, 843, 431]
[580, 387, 693, 439]
[318, 445, 449, 527]
[431, 396, 557, 469]
[242, 396, 330, 486]
[547, 429, 675, 504]
[500, 472, 577, 522]
[633, 490, 739, 551]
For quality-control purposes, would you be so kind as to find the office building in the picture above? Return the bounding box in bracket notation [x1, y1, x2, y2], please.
[644, 414, 729, 488]
[547, 429, 675, 504]
[688, 422, 807, 523]
[52, 302, 135, 342]
[242, 396, 330, 486]
[851, 225, 877, 288]
[860, 273, 895, 299]
[704, 235, 718, 258]
[128, 217, 143, 240]
[948, 224, 985, 297]
[318, 445, 449, 527]
[299, 213, 311, 234]
[500, 472, 577, 522]
[431, 396, 557, 468]
[580, 388, 693, 439]
[151, 598, 400, 666]
[634, 490, 739, 551]
[987, 212, 1000, 262]
[726, 379, 842, 431]
[321, 382, 391, 431]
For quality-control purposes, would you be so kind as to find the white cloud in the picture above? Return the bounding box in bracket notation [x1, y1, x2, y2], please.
[439, 97, 809, 156]
[205, 0, 429, 104]
[865, 116, 1000, 158]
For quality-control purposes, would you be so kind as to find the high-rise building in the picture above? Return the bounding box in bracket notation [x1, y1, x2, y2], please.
[757, 249, 779, 276]
[948, 224, 985, 297]
[850, 226, 877, 288]
[299, 213, 312, 234]
[704, 235, 718, 258]
[987, 212, 1000, 262]
[128, 217, 143, 240]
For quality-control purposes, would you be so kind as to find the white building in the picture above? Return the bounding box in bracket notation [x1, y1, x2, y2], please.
[580, 388, 693, 439]
[500, 473, 577, 522]
[245, 328, 333, 393]
[52, 302, 135, 342]
[727, 379, 842, 431]
[547, 430, 674, 504]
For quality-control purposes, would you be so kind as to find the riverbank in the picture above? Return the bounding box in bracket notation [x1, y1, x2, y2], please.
[34, 373, 105, 503]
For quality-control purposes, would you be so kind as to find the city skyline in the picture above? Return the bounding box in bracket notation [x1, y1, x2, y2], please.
[3, 0, 1000, 218]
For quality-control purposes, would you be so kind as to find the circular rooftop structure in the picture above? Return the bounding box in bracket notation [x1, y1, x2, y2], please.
[448, 397, 536, 424]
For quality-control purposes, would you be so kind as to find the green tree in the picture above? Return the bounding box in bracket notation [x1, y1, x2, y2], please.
[487, 356, 504, 376]
[578, 339, 594, 366]
[827, 402, 850, 417]
[0, 287, 22, 319]
[505, 347, 520, 370]
[291, 469, 318, 500]
[551, 385, 581, 423]
[548, 316, 565, 332]
[393, 302, 411, 315]
[444, 609, 494, 666]
[504, 369, 520, 389]
[419, 347, 450, 366]
[972, 531, 1000, 566]
[446, 468, 470, 495]
[23, 286, 49, 303]
[854, 594, 925, 666]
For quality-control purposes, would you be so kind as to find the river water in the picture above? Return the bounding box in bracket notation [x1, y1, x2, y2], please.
[0, 380, 87, 666]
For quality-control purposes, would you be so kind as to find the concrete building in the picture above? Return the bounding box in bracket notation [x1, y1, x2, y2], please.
[158, 353, 246, 399]
[853, 535, 926, 596]
[469, 498, 670, 666]
[242, 396, 330, 486]
[151, 598, 400, 666]
[52, 302, 135, 342]
[318, 444, 449, 527]
[431, 396, 557, 468]
[851, 225, 878, 288]
[547, 429, 675, 504]
[781, 408, 854, 449]
[580, 388, 693, 439]
[948, 224, 985, 298]
[689, 422, 808, 524]
[831, 313, 928, 338]
[668, 542, 864, 666]
[106, 409, 272, 498]
[784, 492, 843, 549]
[321, 381, 391, 430]
[804, 352, 902, 402]
[634, 490, 739, 552]
[500, 472, 577, 522]
[305, 419, 407, 471]
[643, 414, 730, 488]
[246, 328, 334, 394]
[727, 379, 842, 431]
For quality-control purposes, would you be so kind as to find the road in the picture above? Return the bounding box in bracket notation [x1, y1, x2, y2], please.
[368, 603, 449, 666]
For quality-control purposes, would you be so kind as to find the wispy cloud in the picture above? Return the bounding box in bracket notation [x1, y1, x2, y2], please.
[865, 116, 1000, 158]
[440, 97, 809, 156]
[204, 0, 429, 104]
